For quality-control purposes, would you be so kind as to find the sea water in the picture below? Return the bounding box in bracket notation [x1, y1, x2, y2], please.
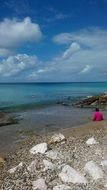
[1, 82, 107, 153]
[0, 82, 107, 111]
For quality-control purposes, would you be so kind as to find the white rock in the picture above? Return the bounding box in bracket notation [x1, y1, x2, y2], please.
[27, 160, 38, 173]
[84, 161, 103, 180]
[32, 178, 47, 190]
[104, 183, 107, 188]
[45, 150, 63, 160]
[49, 133, 65, 143]
[59, 165, 87, 184]
[8, 162, 23, 174]
[86, 137, 98, 145]
[101, 160, 107, 167]
[43, 159, 55, 171]
[57, 163, 66, 170]
[30, 143, 48, 154]
[53, 184, 71, 190]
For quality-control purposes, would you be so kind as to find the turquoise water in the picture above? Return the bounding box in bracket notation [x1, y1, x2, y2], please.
[0, 82, 107, 111]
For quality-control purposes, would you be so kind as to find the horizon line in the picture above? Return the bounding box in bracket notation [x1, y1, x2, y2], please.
[0, 81, 107, 84]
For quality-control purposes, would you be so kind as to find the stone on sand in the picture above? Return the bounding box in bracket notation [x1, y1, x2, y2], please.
[84, 161, 103, 180]
[49, 133, 65, 144]
[45, 150, 63, 160]
[53, 184, 71, 190]
[8, 162, 23, 174]
[43, 159, 55, 171]
[30, 143, 48, 154]
[27, 160, 39, 173]
[59, 165, 87, 184]
[86, 137, 98, 145]
[101, 160, 107, 167]
[32, 178, 47, 190]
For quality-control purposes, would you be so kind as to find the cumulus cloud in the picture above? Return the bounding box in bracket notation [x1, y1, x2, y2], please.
[53, 27, 107, 49]
[0, 17, 42, 56]
[0, 54, 38, 77]
[30, 27, 107, 81]
[1, 27, 107, 82]
[62, 42, 80, 59]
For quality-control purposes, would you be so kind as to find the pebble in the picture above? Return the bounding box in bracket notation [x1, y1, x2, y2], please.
[45, 150, 63, 160]
[53, 184, 71, 190]
[59, 165, 87, 184]
[86, 137, 98, 145]
[49, 133, 65, 144]
[32, 178, 47, 190]
[8, 162, 23, 174]
[1, 130, 107, 190]
[84, 161, 103, 180]
[30, 143, 48, 154]
[43, 159, 55, 171]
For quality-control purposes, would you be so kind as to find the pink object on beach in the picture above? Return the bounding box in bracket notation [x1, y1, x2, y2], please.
[93, 111, 104, 121]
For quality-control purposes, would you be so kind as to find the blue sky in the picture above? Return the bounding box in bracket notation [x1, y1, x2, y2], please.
[0, 0, 107, 82]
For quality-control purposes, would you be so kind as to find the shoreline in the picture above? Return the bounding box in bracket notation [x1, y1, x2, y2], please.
[0, 105, 107, 155]
[62, 120, 107, 137]
[0, 105, 94, 155]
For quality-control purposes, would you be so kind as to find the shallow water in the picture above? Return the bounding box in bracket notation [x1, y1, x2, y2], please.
[0, 82, 107, 155]
[0, 105, 95, 154]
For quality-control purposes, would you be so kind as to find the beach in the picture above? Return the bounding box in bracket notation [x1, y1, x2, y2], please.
[0, 105, 107, 189]
[0, 105, 96, 154]
[0, 0, 107, 187]
[0, 83, 107, 189]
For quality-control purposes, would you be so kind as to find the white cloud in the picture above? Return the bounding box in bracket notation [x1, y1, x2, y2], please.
[28, 67, 55, 80]
[53, 33, 73, 44]
[1, 27, 107, 82]
[80, 65, 92, 74]
[30, 27, 107, 81]
[0, 17, 42, 56]
[62, 42, 80, 59]
[0, 54, 38, 77]
[0, 48, 14, 57]
[53, 27, 107, 50]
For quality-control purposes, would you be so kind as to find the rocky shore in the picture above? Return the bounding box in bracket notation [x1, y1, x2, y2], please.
[72, 94, 107, 109]
[0, 121, 107, 190]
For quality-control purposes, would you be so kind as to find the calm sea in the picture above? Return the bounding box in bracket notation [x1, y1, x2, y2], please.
[0, 82, 107, 111]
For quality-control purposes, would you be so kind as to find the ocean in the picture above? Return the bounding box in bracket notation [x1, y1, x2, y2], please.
[1, 82, 107, 153]
[0, 82, 107, 112]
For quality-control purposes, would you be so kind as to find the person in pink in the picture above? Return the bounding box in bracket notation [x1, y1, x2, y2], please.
[93, 108, 104, 121]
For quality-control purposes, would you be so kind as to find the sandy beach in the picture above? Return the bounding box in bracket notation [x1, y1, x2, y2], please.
[0, 106, 107, 189]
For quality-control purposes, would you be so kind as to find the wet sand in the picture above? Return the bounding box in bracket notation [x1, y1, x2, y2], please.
[0, 105, 107, 155]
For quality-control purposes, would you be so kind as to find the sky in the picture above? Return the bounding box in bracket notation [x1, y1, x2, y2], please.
[0, 0, 107, 82]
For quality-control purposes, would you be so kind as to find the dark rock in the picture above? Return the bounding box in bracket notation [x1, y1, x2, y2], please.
[72, 94, 107, 109]
[0, 111, 18, 127]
